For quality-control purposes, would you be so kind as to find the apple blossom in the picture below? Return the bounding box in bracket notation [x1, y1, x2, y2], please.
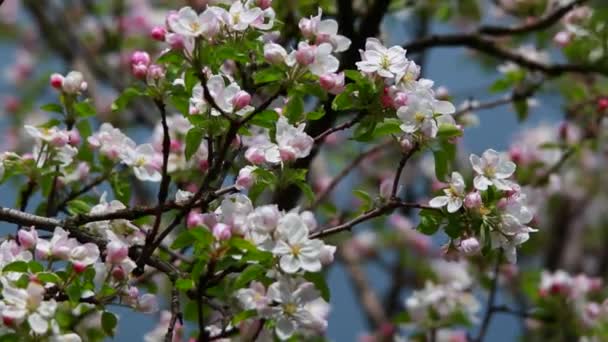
[356, 38, 408, 79]
[62, 71, 87, 94]
[264, 42, 288, 64]
[319, 72, 345, 94]
[273, 213, 325, 273]
[150, 26, 166, 41]
[470, 149, 517, 191]
[207, 75, 254, 115]
[168, 7, 220, 38]
[429, 172, 466, 213]
[236, 165, 256, 190]
[17, 227, 37, 249]
[49, 73, 64, 89]
[275, 116, 314, 162]
[262, 277, 329, 340]
[121, 144, 162, 182]
[299, 9, 351, 53]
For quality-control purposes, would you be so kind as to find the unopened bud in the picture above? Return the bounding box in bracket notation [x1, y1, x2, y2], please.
[233, 90, 251, 110]
[150, 26, 166, 41]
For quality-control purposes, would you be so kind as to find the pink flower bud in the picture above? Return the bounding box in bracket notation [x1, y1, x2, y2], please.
[51, 133, 69, 147]
[187, 212, 204, 228]
[379, 178, 394, 199]
[320, 245, 336, 265]
[212, 223, 232, 241]
[18, 227, 37, 249]
[400, 137, 414, 153]
[111, 265, 126, 281]
[264, 43, 286, 64]
[4, 96, 20, 113]
[150, 26, 166, 41]
[236, 166, 255, 190]
[147, 64, 165, 80]
[393, 92, 408, 107]
[553, 31, 571, 47]
[107, 241, 129, 264]
[170, 140, 182, 152]
[459, 237, 481, 256]
[464, 191, 482, 209]
[132, 63, 148, 79]
[130, 51, 151, 66]
[233, 90, 251, 110]
[245, 148, 266, 165]
[597, 97, 608, 112]
[50, 73, 64, 89]
[295, 45, 315, 65]
[319, 74, 337, 90]
[73, 262, 87, 273]
[279, 147, 296, 162]
[298, 18, 315, 38]
[256, 0, 272, 9]
[166, 33, 185, 50]
[509, 146, 523, 164]
[68, 130, 81, 146]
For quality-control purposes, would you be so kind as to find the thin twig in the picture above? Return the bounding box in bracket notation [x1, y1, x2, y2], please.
[474, 252, 503, 342]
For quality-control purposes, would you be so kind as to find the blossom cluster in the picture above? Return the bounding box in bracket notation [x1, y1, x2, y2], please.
[429, 149, 536, 263]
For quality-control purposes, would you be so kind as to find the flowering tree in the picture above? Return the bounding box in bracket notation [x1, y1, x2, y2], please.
[0, 0, 607, 341]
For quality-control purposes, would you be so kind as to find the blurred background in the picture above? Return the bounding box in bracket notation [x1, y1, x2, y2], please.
[0, 0, 601, 340]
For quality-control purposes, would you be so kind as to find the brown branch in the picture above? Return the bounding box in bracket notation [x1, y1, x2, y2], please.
[313, 114, 362, 143]
[391, 144, 418, 198]
[478, 0, 587, 37]
[474, 252, 502, 342]
[165, 285, 183, 342]
[309, 200, 437, 239]
[404, 34, 608, 77]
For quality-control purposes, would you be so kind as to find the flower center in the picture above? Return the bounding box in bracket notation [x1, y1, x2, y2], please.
[380, 54, 391, 69]
[190, 22, 200, 32]
[283, 302, 297, 316]
[414, 112, 426, 123]
[484, 166, 496, 177]
[290, 244, 301, 257]
[136, 157, 147, 167]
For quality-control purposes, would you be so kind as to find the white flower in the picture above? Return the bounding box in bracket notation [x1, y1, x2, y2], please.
[299, 9, 351, 52]
[429, 172, 466, 213]
[62, 71, 87, 94]
[470, 149, 516, 191]
[216, 194, 254, 234]
[263, 278, 327, 340]
[405, 281, 479, 325]
[85, 193, 144, 246]
[246, 205, 281, 248]
[69, 243, 100, 271]
[396, 96, 438, 138]
[273, 213, 324, 273]
[88, 123, 136, 160]
[35, 227, 78, 260]
[356, 38, 408, 79]
[207, 75, 254, 116]
[264, 42, 288, 64]
[0, 279, 57, 334]
[275, 116, 314, 162]
[168, 7, 220, 38]
[288, 42, 339, 76]
[121, 144, 162, 182]
[236, 281, 270, 311]
[211, 1, 262, 32]
[490, 193, 536, 263]
[188, 82, 208, 115]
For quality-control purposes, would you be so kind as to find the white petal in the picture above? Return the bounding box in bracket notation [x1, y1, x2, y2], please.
[447, 198, 462, 213]
[280, 255, 301, 274]
[473, 175, 491, 191]
[429, 196, 449, 208]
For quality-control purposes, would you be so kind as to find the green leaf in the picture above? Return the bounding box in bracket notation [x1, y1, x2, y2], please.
[185, 128, 204, 161]
[353, 190, 373, 211]
[253, 67, 284, 84]
[3, 261, 28, 273]
[417, 209, 444, 235]
[514, 99, 529, 122]
[303, 272, 330, 301]
[285, 93, 304, 123]
[373, 119, 402, 138]
[234, 264, 266, 289]
[306, 107, 326, 121]
[37, 272, 63, 284]
[76, 119, 93, 138]
[432, 149, 450, 181]
[111, 173, 131, 204]
[67, 200, 92, 215]
[66, 283, 82, 303]
[73, 101, 96, 118]
[332, 84, 358, 111]
[40, 103, 64, 114]
[249, 109, 279, 129]
[112, 87, 144, 112]
[191, 227, 213, 245]
[171, 230, 196, 249]
[437, 124, 463, 139]
[176, 278, 195, 291]
[157, 50, 184, 65]
[28, 261, 43, 273]
[101, 311, 118, 337]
